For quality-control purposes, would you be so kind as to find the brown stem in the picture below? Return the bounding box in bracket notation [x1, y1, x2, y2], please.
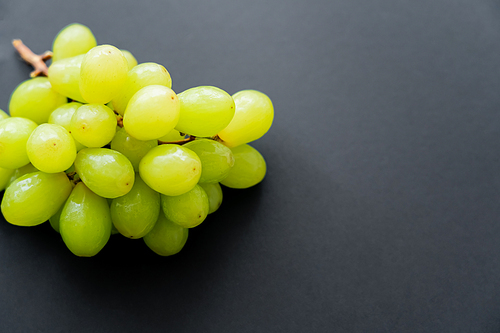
[12, 39, 52, 77]
[116, 114, 124, 127]
[158, 136, 196, 145]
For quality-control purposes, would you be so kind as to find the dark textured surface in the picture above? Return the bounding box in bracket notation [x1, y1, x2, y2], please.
[1, 0, 500, 332]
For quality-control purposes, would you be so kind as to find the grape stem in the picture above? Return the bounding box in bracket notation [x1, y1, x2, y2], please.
[158, 136, 196, 145]
[12, 39, 52, 77]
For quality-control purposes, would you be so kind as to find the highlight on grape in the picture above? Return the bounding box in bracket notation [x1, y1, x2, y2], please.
[0, 23, 274, 257]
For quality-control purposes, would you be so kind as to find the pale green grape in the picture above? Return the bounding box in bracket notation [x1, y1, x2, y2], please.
[121, 49, 138, 70]
[0, 167, 15, 191]
[112, 62, 172, 115]
[79, 45, 129, 104]
[158, 129, 186, 142]
[9, 77, 67, 124]
[110, 174, 160, 239]
[176, 86, 235, 137]
[0, 109, 9, 120]
[161, 184, 209, 228]
[218, 90, 274, 148]
[52, 23, 97, 62]
[1, 171, 72, 226]
[110, 127, 158, 171]
[59, 182, 111, 257]
[220, 144, 266, 189]
[74, 148, 134, 198]
[48, 54, 87, 103]
[139, 144, 201, 196]
[199, 182, 223, 214]
[48, 102, 86, 151]
[6, 163, 38, 188]
[0, 117, 38, 169]
[183, 139, 234, 183]
[49, 204, 64, 233]
[26, 124, 77, 173]
[70, 104, 116, 147]
[143, 213, 188, 256]
[123, 85, 179, 140]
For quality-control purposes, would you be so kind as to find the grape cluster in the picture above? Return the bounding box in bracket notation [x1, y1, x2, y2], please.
[0, 23, 273, 257]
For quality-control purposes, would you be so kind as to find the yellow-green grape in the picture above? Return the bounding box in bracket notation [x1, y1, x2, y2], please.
[199, 182, 223, 214]
[0, 117, 38, 169]
[48, 102, 86, 151]
[70, 104, 116, 147]
[110, 174, 160, 239]
[112, 62, 172, 115]
[49, 204, 64, 233]
[0, 109, 9, 120]
[6, 163, 38, 188]
[161, 184, 209, 228]
[123, 85, 179, 140]
[52, 23, 97, 62]
[220, 144, 266, 189]
[110, 127, 158, 171]
[74, 148, 134, 198]
[218, 90, 274, 148]
[121, 50, 138, 70]
[59, 182, 111, 257]
[1, 171, 72, 226]
[183, 139, 234, 183]
[79, 45, 129, 104]
[48, 54, 87, 103]
[158, 129, 185, 142]
[176, 86, 235, 137]
[9, 77, 68, 124]
[26, 124, 77, 173]
[0, 167, 15, 191]
[143, 213, 188, 256]
[139, 144, 201, 196]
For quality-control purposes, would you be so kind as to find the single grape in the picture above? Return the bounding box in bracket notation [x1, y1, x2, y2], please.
[183, 139, 234, 183]
[74, 148, 134, 198]
[26, 124, 77, 173]
[48, 54, 87, 103]
[199, 182, 223, 214]
[110, 174, 160, 239]
[59, 182, 111, 257]
[121, 49, 138, 70]
[218, 90, 274, 148]
[123, 85, 179, 140]
[143, 213, 188, 256]
[52, 23, 97, 62]
[110, 127, 158, 171]
[9, 77, 67, 124]
[158, 129, 186, 142]
[0, 117, 38, 169]
[0, 109, 9, 120]
[1, 171, 72, 226]
[48, 102, 86, 151]
[176, 86, 235, 137]
[112, 62, 172, 115]
[6, 163, 38, 188]
[139, 144, 201, 196]
[161, 184, 209, 228]
[79, 44, 129, 104]
[0, 167, 15, 192]
[220, 144, 266, 189]
[70, 104, 116, 147]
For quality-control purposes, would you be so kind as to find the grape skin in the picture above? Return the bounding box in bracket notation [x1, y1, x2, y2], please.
[220, 144, 267, 189]
[143, 213, 189, 256]
[52, 23, 97, 62]
[0, 117, 38, 169]
[161, 184, 209, 228]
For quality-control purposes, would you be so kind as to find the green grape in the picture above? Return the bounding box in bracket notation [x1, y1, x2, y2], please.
[111, 223, 120, 235]
[79, 44, 129, 104]
[143, 213, 188, 256]
[26, 124, 77, 173]
[9, 77, 67, 124]
[48, 102, 86, 151]
[112, 62, 172, 115]
[70, 104, 116, 147]
[121, 49, 138, 70]
[123, 85, 179, 140]
[176, 86, 235, 137]
[74, 148, 134, 198]
[59, 182, 111, 257]
[49, 204, 64, 233]
[183, 139, 234, 183]
[139, 144, 201, 196]
[110, 127, 158, 171]
[158, 129, 185, 142]
[218, 90, 274, 148]
[52, 23, 97, 62]
[110, 174, 160, 239]
[0, 167, 15, 191]
[220, 144, 266, 189]
[0, 109, 9, 120]
[48, 54, 87, 103]
[6, 163, 38, 188]
[161, 184, 209, 228]
[1, 171, 72, 226]
[0, 117, 38, 169]
[199, 182, 223, 214]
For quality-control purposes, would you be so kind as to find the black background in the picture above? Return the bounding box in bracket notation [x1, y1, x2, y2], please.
[1, 0, 500, 332]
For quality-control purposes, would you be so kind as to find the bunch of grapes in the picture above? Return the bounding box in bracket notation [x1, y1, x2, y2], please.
[0, 23, 273, 257]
